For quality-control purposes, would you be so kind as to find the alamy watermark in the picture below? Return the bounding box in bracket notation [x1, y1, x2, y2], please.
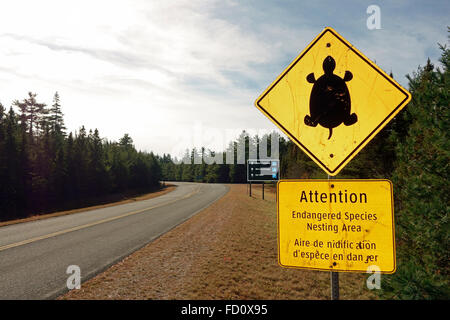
[66, 265, 81, 290]
[366, 265, 381, 290]
[367, 5, 381, 30]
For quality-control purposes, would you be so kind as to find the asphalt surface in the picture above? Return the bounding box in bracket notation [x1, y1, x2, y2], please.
[0, 182, 228, 299]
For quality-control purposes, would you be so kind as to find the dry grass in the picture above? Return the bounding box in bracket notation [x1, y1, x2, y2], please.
[60, 184, 376, 300]
[0, 184, 176, 228]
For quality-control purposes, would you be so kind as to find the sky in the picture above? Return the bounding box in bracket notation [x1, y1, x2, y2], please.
[0, 0, 448, 158]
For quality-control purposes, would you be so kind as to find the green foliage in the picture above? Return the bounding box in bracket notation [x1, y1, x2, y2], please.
[0, 93, 161, 220]
[381, 43, 449, 299]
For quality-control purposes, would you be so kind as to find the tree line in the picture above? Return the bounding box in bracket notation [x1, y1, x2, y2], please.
[0, 92, 161, 221]
[159, 39, 449, 299]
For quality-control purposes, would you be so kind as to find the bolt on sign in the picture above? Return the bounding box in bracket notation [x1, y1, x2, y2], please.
[277, 179, 396, 273]
[255, 27, 411, 176]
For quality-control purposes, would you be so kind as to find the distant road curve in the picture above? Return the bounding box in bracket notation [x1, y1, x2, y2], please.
[0, 182, 228, 299]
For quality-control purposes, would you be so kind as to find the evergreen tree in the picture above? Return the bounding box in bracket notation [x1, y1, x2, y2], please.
[89, 129, 107, 196]
[382, 43, 449, 299]
[119, 133, 134, 149]
[13, 92, 47, 138]
[49, 91, 66, 134]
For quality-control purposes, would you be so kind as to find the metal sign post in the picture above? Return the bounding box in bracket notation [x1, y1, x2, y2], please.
[328, 174, 339, 300]
[331, 271, 339, 300]
[262, 181, 265, 200]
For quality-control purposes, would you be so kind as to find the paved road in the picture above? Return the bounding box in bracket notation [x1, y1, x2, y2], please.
[0, 182, 228, 299]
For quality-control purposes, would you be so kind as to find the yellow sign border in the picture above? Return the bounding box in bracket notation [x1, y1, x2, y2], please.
[255, 27, 412, 176]
[276, 179, 396, 274]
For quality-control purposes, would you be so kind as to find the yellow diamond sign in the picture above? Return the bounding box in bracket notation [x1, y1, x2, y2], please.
[255, 27, 411, 176]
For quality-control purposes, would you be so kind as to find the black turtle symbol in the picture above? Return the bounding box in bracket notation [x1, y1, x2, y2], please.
[304, 56, 357, 140]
